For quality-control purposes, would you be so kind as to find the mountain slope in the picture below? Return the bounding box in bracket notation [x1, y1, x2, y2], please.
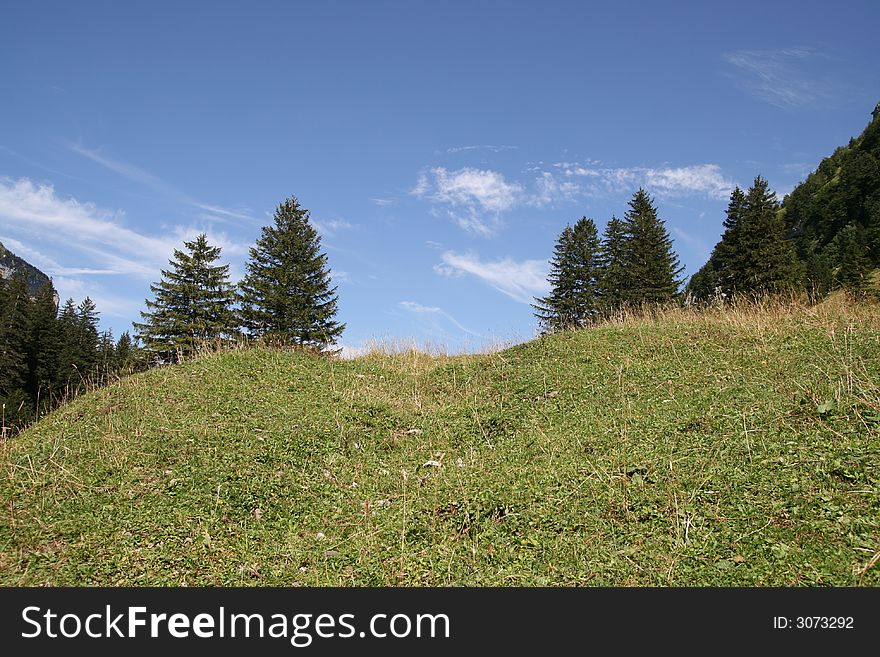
[0, 241, 51, 294]
[1, 298, 878, 586]
[782, 102, 880, 288]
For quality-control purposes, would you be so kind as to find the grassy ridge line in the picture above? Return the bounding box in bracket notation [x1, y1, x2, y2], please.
[1, 297, 878, 586]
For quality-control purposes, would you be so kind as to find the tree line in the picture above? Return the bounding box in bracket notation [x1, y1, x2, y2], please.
[533, 188, 682, 332]
[0, 276, 138, 434]
[0, 195, 342, 436]
[533, 173, 873, 333]
[134, 195, 343, 363]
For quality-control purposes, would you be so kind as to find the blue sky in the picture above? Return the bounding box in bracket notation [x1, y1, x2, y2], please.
[2, 1, 878, 355]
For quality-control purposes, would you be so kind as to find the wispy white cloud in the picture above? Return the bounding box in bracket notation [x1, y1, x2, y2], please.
[0, 177, 172, 277]
[531, 171, 581, 206]
[68, 142, 255, 223]
[445, 144, 519, 154]
[68, 142, 184, 200]
[417, 167, 524, 213]
[312, 217, 354, 236]
[193, 202, 256, 222]
[555, 162, 735, 200]
[0, 235, 118, 276]
[398, 300, 484, 337]
[170, 225, 249, 257]
[50, 275, 143, 320]
[412, 167, 525, 236]
[0, 177, 246, 282]
[434, 251, 550, 304]
[370, 197, 397, 207]
[722, 48, 831, 109]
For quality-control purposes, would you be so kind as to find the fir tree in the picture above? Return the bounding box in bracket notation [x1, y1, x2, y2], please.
[597, 216, 630, 316]
[685, 260, 718, 304]
[834, 223, 870, 291]
[712, 186, 747, 297]
[533, 217, 602, 333]
[686, 187, 746, 302]
[803, 243, 833, 300]
[731, 177, 802, 295]
[619, 189, 682, 304]
[0, 274, 31, 403]
[26, 281, 60, 406]
[135, 234, 238, 362]
[97, 330, 116, 374]
[76, 297, 100, 375]
[55, 298, 80, 387]
[115, 331, 135, 371]
[239, 196, 344, 348]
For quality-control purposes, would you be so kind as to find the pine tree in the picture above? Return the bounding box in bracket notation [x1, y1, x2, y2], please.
[0, 274, 31, 402]
[55, 298, 80, 387]
[135, 234, 238, 362]
[239, 196, 344, 348]
[26, 281, 59, 407]
[803, 242, 833, 300]
[115, 331, 135, 372]
[685, 260, 718, 303]
[834, 223, 870, 291]
[712, 186, 747, 297]
[97, 330, 116, 375]
[597, 216, 630, 315]
[76, 297, 100, 376]
[731, 176, 802, 295]
[686, 187, 747, 302]
[533, 217, 602, 333]
[619, 189, 683, 304]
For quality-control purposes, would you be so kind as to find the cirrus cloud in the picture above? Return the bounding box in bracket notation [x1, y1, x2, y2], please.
[434, 251, 550, 304]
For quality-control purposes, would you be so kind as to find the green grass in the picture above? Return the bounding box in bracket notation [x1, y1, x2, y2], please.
[2, 297, 879, 586]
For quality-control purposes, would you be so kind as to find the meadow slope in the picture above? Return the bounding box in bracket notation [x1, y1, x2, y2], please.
[2, 298, 879, 586]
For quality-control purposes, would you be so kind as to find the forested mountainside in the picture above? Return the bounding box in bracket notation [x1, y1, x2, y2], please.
[783, 102, 880, 292]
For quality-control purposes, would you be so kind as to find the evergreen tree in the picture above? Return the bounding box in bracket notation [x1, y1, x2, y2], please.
[56, 298, 81, 387]
[76, 297, 100, 376]
[712, 186, 747, 297]
[802, 243, 833, 301]
[115, 331, 135, 371]
[97, 330, 116, 375]
[26, 281, 60, 407]
[135, 233, 238, 362]
[619, 189, 682, 304]
[731, 176, 802, 295]
[834, 223, 870, 291]
[0, 274, 31, 403]
[239, 196, 344, 348]
[685, 260, 718, 304]
[685, 187, 746, 302]
[597, 216, 630, 315]
[533, 217, 602, 332]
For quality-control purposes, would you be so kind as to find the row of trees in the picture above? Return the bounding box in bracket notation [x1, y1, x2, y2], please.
[686, 177, 803, 301]
[533, 173, 866, 334]
[0, 276, 137, 434]
[533, 188, 682, 332]
[0, 195, 342, 435]
[135, 196, 344, 363]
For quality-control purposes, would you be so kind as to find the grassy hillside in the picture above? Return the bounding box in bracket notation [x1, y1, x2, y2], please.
[2, 297, 879, 586]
